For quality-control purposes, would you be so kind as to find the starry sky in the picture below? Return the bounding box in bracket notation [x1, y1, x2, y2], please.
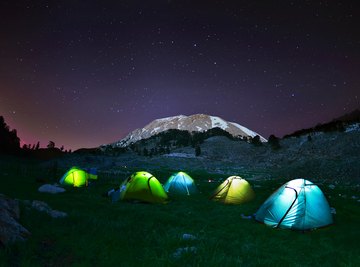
[0, 1, 359, 150]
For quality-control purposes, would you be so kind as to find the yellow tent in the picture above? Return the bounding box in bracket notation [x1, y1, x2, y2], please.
[210, 176, 255, 204]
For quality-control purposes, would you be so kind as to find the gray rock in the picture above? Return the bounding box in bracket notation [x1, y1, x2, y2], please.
[30, 200, 67, 218]
[0, 194, 31, 245]
[38, 184, 66, 194]
[49, 210, 67, 218]
[330, 207, 336, 215]
[173, 246, 197, 259]
[182, 233, 197, 240]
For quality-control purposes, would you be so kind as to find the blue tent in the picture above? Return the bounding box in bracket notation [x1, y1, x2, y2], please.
[163, 172, 197, 195]
[255, 179, 333, 230]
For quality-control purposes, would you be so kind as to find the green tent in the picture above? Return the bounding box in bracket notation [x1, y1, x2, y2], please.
[255, 178, 333, 230]
[59, 167, 97, 187]
[119, 171, 168, 204]
[210, 176, 255, 204]
[163, 172, 197, 195]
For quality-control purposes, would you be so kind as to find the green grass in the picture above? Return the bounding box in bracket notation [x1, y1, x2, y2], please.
[0, 158, 359, 266]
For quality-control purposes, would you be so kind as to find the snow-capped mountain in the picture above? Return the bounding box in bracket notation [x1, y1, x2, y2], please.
[111, 114, 267, 147]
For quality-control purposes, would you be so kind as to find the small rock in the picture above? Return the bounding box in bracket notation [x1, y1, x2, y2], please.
[31, 200, 67, 218]
[182, 233, 197, 240]
[38, 184, 66, 194]
[31, 200, 51, 213]
[328, 185, 335, 189]
[49, 210, 67, 218]
[330, 207, 336, 214]
[173, 246, 197, 259]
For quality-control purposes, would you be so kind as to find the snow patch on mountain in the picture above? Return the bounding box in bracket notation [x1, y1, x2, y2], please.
[210, 116, 227, 129]
[230, 122, 259, 137]
[110, 114, 267, 147]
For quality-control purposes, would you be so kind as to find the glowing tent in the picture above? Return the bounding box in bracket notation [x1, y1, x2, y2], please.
[163, 172, 197, 195]
[210, 176, 255, 204]
[59, 167, 97, 187]
[119, 171, 168, 204]
[255, 178, 333, 230]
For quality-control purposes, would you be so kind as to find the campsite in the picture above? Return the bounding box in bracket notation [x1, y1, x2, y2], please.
[1, 150, 359, 266]
[1, 1, 360, 265]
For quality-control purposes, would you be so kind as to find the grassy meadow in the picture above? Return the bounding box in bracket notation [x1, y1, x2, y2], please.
[0, 157, 360, 266]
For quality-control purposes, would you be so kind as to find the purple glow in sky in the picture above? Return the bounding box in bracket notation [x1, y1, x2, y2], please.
[0, 1, 359, 150]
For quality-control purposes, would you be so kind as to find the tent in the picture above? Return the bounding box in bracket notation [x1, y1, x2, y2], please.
[163, 172, 197, 195]
[210, 176, 255, 204]
[255, 178, 333, 230]
[119, 171, 168, 204]
[59, 167, 97, 187]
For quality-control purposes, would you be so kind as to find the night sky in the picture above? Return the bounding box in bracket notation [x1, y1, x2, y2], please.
[1, 1, 359, 150]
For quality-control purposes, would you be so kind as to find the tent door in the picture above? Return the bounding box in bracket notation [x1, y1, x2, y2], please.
[276, 186, 298, 228]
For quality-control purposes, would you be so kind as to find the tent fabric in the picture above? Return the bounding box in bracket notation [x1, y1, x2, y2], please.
[210, 176, 255, 204]
[59, 167, 97, 187]
[255, 178, 333, 230]
[119, 171, 168, 204]
[163, 172, 197, 195]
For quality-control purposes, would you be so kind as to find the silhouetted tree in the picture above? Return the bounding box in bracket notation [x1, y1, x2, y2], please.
[60, 145, 64, 151]
[0, 116, 21, 154]
[195, 145, 201, 156]
[250, 135, 262, 146]
[268, 134, 281, 150]
[35, 141, 40, 150]
[143, 147, 148, 156]
[47, 141, 55, 149]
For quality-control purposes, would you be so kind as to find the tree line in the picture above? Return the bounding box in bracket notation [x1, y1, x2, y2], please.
[0, 116, 71, 156]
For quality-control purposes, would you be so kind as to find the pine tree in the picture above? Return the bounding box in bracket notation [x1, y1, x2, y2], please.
[268, 134, 281, 150]
[195, 145, 201, 156]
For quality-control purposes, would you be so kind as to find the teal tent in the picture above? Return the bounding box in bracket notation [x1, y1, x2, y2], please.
[255, 179, 333, 230]
[163, 172, 197, 195]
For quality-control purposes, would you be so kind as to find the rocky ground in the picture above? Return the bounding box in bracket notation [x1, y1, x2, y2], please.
[49, 127, 360, 184]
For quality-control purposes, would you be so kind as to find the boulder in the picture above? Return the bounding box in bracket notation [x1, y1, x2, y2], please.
[31, 200, 67, 218]
[0, 194, 31, 246]
[38, 184, 66, 194]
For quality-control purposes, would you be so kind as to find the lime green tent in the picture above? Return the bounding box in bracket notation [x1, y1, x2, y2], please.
[210, 176, 255, 204]
[59, 167, 97, 187]
[255, 179, 333, 230]
[163, 172, 197, 195]
[119, 171, 168, 204]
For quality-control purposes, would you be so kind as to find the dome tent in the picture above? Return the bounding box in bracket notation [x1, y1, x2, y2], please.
[210, 176, 255, 204]
[163, 172, 197, 195]
[59, 166, 97, 187]
[119, 171, 168, 204]
[255, 178, 333, 230]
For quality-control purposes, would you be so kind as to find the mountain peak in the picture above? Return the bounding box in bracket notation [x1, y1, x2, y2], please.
[111, 114, 266, 147]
